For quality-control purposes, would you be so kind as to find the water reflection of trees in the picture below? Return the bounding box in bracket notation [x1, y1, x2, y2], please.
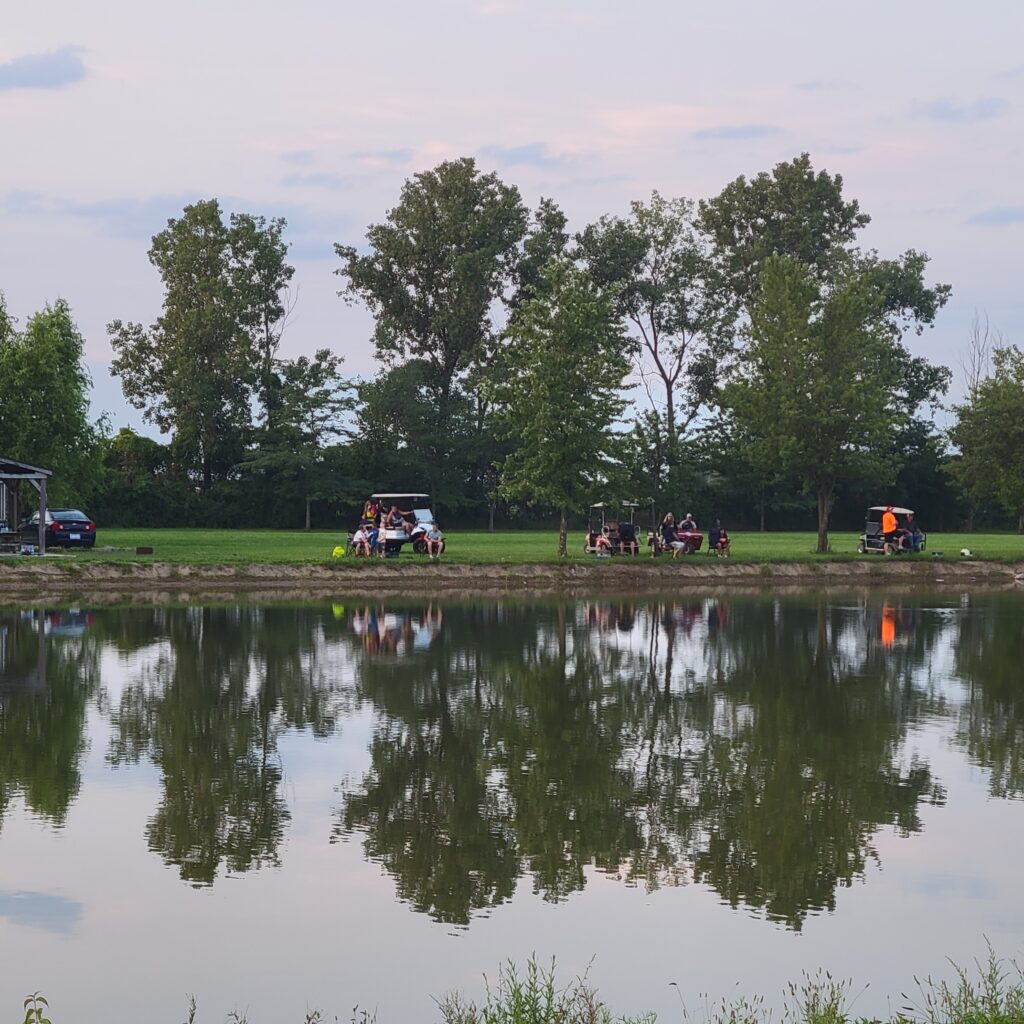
[0, 611, 100, 826]
[107, 607, 352, 885]
[3, 593, 1022, 922]
[953, 595, 1024, 799]
[337, 598, 950, 929]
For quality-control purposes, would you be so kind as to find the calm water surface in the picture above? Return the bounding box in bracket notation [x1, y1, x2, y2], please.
[0, 593, 1022, 1021]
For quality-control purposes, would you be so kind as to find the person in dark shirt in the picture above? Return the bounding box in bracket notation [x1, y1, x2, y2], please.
[906, 512, 925, 552]
[617, 520, 638, 555]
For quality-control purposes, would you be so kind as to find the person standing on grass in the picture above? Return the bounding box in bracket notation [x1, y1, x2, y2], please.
[368, 522, 383, 557]
[425, 521, 445, 559]
[882, 506, 899, 555]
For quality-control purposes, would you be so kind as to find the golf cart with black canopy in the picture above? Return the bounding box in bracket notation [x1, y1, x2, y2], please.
[857, 505, 925, 555]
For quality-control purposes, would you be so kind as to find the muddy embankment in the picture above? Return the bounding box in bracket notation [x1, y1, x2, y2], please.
[0, 557, 1022, 605]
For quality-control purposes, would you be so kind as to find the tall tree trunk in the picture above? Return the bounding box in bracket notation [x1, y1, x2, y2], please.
[558, 506, 568, 557]
[488, 500, 495, 533]
[202, 455, 212, 492]
[305, 496, 311, 532]
[816, 484, 831, 554]
[759, 484, 766, 532]
[664, 387, 676, 500]
[1018, 505, 1024, 535]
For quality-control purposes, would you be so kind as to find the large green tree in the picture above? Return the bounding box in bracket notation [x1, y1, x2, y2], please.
[725, 257, 922, 552]
[0, 296, 98, 504]
[698, 152, 870, 301]
[335, 158, 527, 407]
[229, 213, 294, 431]
[244, 349, 354, 530]
[949, 345, 1024, 532]
[109, 200, 294, 489]
[577, 192, 733, 503]
[488, 259, 631, 556]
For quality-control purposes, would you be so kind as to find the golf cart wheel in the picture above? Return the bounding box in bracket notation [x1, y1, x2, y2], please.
[857, 542, 865, 554]
[413, 539, 428, 555]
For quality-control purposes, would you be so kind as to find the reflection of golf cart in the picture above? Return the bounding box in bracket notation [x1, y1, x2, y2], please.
[366, 493, 434, 555]
[857, 506, 925, 555]
[583, 502, 641, 555]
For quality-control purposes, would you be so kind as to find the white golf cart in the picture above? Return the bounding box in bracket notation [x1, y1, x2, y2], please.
[365, 492, 435, 555]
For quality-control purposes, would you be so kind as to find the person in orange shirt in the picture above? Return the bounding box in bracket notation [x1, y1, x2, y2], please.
[881, 506, 899, 554]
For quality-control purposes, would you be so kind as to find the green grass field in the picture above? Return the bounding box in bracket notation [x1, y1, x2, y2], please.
[41, 527, 1024, 564]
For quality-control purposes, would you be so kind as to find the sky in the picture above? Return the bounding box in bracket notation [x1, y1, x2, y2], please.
[2, 0, 1023, 436]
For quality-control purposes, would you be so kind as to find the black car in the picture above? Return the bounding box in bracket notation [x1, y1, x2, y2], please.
[20, 508, 97, 549]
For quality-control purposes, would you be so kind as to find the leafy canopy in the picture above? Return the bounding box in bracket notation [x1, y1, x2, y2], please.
[724, 256, 906, 549]
[336, 157, 528, 402]
[487, 259, 631, 551]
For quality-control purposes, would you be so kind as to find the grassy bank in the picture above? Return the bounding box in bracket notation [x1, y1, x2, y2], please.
[18, 949, 1024, 1023]
[27, 528, 1024, 565]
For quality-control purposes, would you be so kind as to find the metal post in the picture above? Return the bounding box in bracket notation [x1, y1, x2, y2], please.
[37, 477, 47, 555]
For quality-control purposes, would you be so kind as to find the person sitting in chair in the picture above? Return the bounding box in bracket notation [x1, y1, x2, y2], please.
[715, 523, 731, 558]
[594, 531, 614, 556]
[352, 525, 371, 557]
[906, 513, 925, 552]
[680, 511, 697, 532]
[618, 520, 638, 555]
[660, 513, 677, 553]
[708, 522, 721, 554]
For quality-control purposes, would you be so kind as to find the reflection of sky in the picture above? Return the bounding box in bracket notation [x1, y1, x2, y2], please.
[0, 597, 1023, 1023]
[0, 890, 81, 934]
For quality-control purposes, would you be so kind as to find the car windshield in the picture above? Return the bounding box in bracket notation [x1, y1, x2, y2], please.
[53, 510, 88, 520]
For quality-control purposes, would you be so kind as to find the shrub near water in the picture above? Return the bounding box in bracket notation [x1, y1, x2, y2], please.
[17, 948, 1024, 1023]
[436, 957, 654, 1024]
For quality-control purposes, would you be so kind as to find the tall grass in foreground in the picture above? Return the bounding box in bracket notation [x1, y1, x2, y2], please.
[436, 956, 655, 1024]
[18, 947, 1024, 1023]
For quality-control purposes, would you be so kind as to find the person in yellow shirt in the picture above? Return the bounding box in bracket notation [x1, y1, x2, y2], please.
[881, 506, 899, 555]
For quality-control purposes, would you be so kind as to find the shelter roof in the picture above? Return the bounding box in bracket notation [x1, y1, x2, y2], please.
[0, 457, 52, 479]
[868, 506, 914, 515]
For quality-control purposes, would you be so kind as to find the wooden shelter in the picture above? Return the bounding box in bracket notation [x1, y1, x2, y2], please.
[0, 457, 51, 554]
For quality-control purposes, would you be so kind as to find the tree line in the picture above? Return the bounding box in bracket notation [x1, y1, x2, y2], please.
[2, 152, 1022, 545]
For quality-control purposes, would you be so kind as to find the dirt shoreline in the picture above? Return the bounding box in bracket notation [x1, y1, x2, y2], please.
[1, 557, 1022, 604]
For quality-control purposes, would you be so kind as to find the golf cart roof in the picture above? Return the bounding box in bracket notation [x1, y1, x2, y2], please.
[371, 493, 430, 499]
[868, 506, 914, 515]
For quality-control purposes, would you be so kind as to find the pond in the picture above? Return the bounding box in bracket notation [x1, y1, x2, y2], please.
[0, 592, 1022, 1022]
